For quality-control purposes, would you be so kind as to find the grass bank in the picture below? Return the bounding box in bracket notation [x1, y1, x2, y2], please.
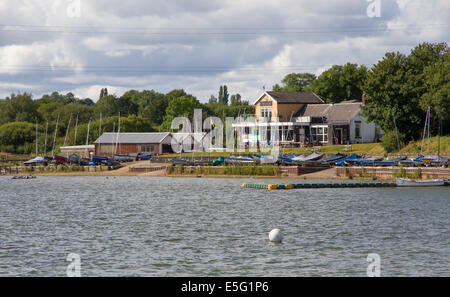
[167, 164, 281, 176]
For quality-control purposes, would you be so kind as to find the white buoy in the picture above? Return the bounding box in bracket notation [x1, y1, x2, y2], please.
[269, 228, 283, 243]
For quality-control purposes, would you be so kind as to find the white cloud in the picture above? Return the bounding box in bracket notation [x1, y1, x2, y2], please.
[0, 39, 83, 74]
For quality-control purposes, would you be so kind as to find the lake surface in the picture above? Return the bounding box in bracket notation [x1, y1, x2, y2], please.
[0, 176, 448, 276]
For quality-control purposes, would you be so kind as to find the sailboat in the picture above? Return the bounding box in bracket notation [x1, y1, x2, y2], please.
[112, 113, 134, 163]
[52, 114, 68, 164]
[23, 121, 47, 166]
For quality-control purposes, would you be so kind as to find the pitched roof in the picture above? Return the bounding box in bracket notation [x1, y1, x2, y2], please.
[94, 132, 170, 144]
[297, 102, 362, 122]
[262, 91, 324, 104]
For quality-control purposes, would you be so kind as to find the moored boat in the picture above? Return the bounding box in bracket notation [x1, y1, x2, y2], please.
[396, 177, 445, 187]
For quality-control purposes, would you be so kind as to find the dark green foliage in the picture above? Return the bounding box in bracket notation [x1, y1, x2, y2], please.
[311, 63, 368, 103]
[380, 131, 406, 153]
[272, 73, 316, 92]
[0, 93, 40, 125]
[363, 42, 449, 141]
[0, 122, 37, 154]
[218, 85, 229, 105]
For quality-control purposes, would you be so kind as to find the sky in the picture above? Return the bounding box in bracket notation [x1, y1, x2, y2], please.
[0, 0, 448, 102]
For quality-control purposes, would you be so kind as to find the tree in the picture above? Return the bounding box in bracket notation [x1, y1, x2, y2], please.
[0, 121, 37, 153]
[0, 93, 40, 125]
[139, 90, 169, 125]
[161, 95, 202, 131]
[95, 94, 138, 118]
[218, 85, 229, 105]
[37, 101, 64, 122]
[99, 88, 108, 100]
[208, 95, 218, 103]
[362, 42, 449, 141]
[272, 73, 316, 92]
[420, 49, 450, 126]
[230, 94, 242, 105]
[380, 131, 406, 153]
[311, 63, 368, 103]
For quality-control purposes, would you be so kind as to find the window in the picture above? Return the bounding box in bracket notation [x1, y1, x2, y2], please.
[100, 144, 114, 153]
[311, 126, 328, 143]
[355, 121, 362, 138]
[141, 145, 155, 153]
[260, 108, 272, 121]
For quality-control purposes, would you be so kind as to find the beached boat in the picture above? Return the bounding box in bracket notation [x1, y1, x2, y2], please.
[53, 155, 68, 164]
[396, 178, 445, 187]
[113, 154, 135, 162]
[224, 156, 256, 164]
[290, 153, 324, 162]
[422, 154, 448, 166]
[335, 154, 361, 165]
[258, 155, 279, 164]
[137, 153, 155, 160]
[304, 153, 347, 164]
[92, 155, 120, 166]
[23, 156, 48, 166]
[397, 155, 424, 167]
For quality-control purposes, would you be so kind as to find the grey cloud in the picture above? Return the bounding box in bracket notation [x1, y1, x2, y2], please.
[0, 0, 448, 101]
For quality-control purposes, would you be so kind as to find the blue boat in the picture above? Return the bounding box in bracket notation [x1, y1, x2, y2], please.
[370, 156, 407, 166]
[335, 154, 362, 165]
[137, 153, 154, 160]
[92, 155, 120, 166]
[306, 153, 348, 164]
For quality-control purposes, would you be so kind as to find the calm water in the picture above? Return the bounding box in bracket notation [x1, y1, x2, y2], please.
[0, 176, 448, 277]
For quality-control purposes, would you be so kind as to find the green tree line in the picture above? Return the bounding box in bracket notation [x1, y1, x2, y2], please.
[272, 42, 449, 152]
[0, 87, 253, 154]
[0, 42, 447, 154]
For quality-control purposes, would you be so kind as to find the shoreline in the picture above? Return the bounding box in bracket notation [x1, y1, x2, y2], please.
[2, 168, 393, 181]
[3, 161, 449, 181]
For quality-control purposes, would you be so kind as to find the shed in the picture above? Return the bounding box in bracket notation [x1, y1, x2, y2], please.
[93, 132, 172, 156]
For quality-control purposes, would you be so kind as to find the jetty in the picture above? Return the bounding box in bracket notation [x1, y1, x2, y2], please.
[242, 180, 450, 190]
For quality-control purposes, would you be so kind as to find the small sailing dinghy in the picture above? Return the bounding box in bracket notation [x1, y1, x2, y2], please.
[396, 178, 445, 187]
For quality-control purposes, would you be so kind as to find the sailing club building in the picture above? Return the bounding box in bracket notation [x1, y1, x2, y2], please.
[94, 132, 173, 156]
[232, 91, 383, 146]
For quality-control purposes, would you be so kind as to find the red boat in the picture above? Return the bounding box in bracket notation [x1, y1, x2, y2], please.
[53, 155, 68, 164]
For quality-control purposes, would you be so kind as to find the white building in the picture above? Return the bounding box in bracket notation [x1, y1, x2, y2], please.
[232, 92, 383, 146]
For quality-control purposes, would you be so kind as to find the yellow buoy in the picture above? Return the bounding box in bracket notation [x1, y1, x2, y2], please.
[267, 184, 278, 190]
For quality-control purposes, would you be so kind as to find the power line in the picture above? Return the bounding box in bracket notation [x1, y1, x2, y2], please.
[0, 64, 372, 74]
[1, 23, 448, 35]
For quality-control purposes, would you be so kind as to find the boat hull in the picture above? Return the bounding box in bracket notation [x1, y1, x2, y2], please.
[396, 178, 445, 187]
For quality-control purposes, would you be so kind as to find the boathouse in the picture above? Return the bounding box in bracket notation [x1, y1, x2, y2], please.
[232, 92, 383, 146]
[93, 132, 173, 156]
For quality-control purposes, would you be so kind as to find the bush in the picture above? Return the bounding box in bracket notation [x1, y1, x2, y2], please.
[381, 131, 406, 153]
[408, 168, 422, 179]
[393, 167, 407, 178]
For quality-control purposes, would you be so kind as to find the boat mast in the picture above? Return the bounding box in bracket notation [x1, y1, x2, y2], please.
[51, 114, 60, 156]
[73, 113, 79, 146]
[99, 112, 102, 138]
[420, 107, 430, 156]
[438, 117, 441, 159]
[85, 118, 91, 158]
[115, 112, 120, 155]
[44, 120, 48, 157]
[63, 113, 72, 147]
[35, 121, 38, 157]
[427, 108, 431, 155]
[392, 110, 401, 153]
